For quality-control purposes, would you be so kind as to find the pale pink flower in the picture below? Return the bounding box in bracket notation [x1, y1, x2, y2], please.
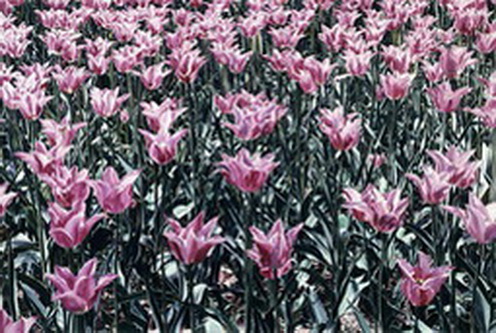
[427, 82, 471, 113]
[163, 212, 224, 265]
[0, 309, 36, 333]
[52, 65, 90, 94]
[139, 128, 188, 165]
[136, 62, 170, 91]
[90, 87, 129, 118]
[247, 219, 303, 279]
[16, 142, 70, 178]
[0, 183, 17, 217]
[168, 46, 207, 84]
[91, 167, 140, 214]
[398, 252, 453, 306]
[343, 185, 409, 233]
[46, 258, 117, 313]
[217, 148, 278, 193]
[40, 116, 86, 147]
[444, 194, 496, 244]
[406, 167, 451, 205]
[41, 165, 91, 208]
[427, 147, 480, 188]
[379, 72, 414, 100]
[439, 46, 477, 79]
[319, 107, 361, 151]
[48, 202, 105, 248]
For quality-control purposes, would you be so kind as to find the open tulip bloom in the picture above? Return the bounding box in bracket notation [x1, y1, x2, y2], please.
[397, 252, 453, 307]
[46, 258, 117, 314]
[163, 212, 225, 265]
[0, 309, 36, 333]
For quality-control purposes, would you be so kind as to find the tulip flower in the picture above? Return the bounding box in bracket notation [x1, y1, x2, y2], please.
[319, 107, 361, 151]
[379, 72, 414, 100]
[343, 185, 409, 233]
[406, 167, 451, 205]
[247, 219, 303, 279]
[46, 258, 117, 313]
[0, 308, 36, 333]
[438, 46, 477, 79]
[90, 87, 129, 118]
[163, 212, 224, 265]
[217, 148, 279, 193]
[136, 62, 170, 91]
[139, 128, 188, 165]
[168, 46, 207, 84]
[397, 252, 453, 306]
[51, 65, 90, 94]
[40, 116, 86, 148]
[444, 194, 496, 244]
[427, 147, 480, 189]
[427, 82, 471, 113]
[0, 183, 17, 217]
[16, 142, 71, 178]
[220, 92, 287, 141]
[140, 98, 186, 133]
[91, 167, 140, 214]
[467, 98, 496, 128]
[48, 202, 105, 248]
[41, 165, 90, 208]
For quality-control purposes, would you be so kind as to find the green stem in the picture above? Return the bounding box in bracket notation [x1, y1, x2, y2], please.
[187, 265, 196, 332]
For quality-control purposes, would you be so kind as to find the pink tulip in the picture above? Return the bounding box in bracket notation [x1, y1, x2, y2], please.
[136, 62, 170, 91]
[343, 185, 409, 232]
[220, 92, 287, 141]
[427, 147, 480, 189]
[111, 46, 142, 73]
[427, 82, 471, 113]
[46, 258, 117, 313]
[168, 46, 207, 84]
[381, 45, 413, 73]
[0, 183, 17, 217]
[90, 87, 129, 118]
[343, 50, 374, 77]
[48, 202, 105, 248]
[444, 194, 496, 244]
[422, 61, 444, 83]
[439, 46, 477, 79]
[16, 142, 71, 178]
[139, 128, 188, 165]
[379, 72, 414, 100]
[140, 98, 186, 133]
[397, 252, 453, 306]
[406, 167, 451, 205]
[41, 165, 91, 208]
[52, 65, 90, 94]
[40, 116, 86, 148]
[468, 99, 496, 128]
[319, 107, 361, 151]
[87, 54, 110, 75]
[0, 308, 36, 333]
[217, 148, 279, 193]
[247, 219, 303, 279]
[91, 167, 140, 214]
[15, 90, 52, 121]
[163, 212, 224, 265]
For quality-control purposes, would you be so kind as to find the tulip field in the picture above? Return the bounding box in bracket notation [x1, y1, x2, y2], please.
[1, 0, 496, 330]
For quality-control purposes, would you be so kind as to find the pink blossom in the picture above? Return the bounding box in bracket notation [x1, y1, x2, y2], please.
[427, 82, 471, 113]
[406, 167, 451, 205]
[136, 62, 170, 91]
[91, 167, 140, 214]
[168, 46, 207, 84]
[217, 148, 278, 193]
[343, 50, 374, 77]
[52, 65, 90, 94]
[46, 258, 117, 313]
[41, 165, 91, 208]
[48, 202, 105, 248]
[0, 308, 36, 333]
[397, 252, 453, 306]
[247, 219, 303, 279]
[0, 183, 17, 217]
[319, 107, 361, 151]
[40, 116, 86, 147]
[163, 212, 224, 265]
[427, 147, 480, 188]
[139, 128, 188, 165]
[343, 185, 409, 233]
[90, 87, 129, 118]
[379, 72, 414, 100]
[444, 194, 496, 244]
[16, 142, 70, 178]
[438, 46, 477, 79]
